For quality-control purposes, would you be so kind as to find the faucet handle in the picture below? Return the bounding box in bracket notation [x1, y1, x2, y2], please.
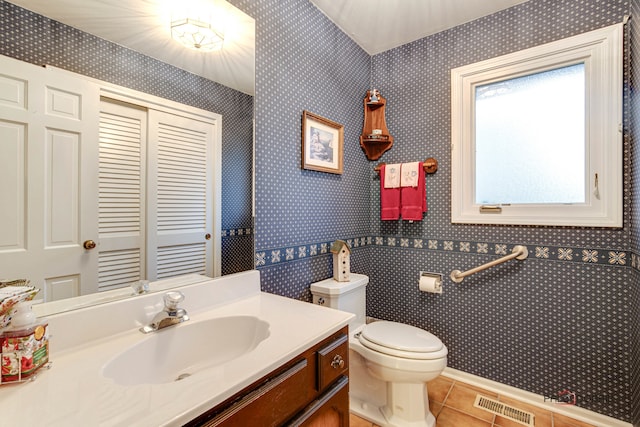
[131, 280, 150, 295]
[163, 291, 185, 311]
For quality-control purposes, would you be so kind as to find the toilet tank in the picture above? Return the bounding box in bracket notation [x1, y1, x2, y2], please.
[310, 274, 369, 331]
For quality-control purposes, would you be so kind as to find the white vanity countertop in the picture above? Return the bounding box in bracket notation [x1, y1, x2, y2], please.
[0, 271, 353, 427]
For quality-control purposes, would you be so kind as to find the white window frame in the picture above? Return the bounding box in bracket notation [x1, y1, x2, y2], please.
[451, 23, 623, 227]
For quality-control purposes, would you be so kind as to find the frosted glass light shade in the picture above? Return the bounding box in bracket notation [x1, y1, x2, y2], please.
[171, 18, 224, 52]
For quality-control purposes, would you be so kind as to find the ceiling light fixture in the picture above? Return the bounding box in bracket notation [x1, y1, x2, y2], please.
[171, 17, 224, 52]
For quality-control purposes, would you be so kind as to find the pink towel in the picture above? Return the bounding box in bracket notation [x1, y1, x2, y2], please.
[380, 164, 400, 220]
[401, 165, 426, 221]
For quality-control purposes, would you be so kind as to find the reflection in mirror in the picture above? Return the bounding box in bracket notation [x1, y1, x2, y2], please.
[31, 274, 210, 318]
[0, 0, 255, 315]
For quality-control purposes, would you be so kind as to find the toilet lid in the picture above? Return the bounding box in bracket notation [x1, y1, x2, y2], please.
[359, 321, 444, 358]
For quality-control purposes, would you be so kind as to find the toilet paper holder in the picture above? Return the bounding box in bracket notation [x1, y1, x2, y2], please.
[419, 271, 443, 293]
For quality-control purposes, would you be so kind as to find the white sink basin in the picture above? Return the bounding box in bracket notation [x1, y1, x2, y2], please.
[102, 315, 270, 385]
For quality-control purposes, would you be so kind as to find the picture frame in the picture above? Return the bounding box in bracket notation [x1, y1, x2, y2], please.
[301, 110, 344, 174]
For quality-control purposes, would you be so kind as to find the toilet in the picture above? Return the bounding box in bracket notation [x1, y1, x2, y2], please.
[310, 274, 447, 427]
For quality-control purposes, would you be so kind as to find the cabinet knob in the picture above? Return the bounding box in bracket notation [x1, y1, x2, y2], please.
[330, 354, 345, 369]
[83, 240, 96, 250]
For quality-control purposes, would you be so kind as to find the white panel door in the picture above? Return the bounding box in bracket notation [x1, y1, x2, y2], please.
[0, 57, 100, 300]
[146, 110, 214, 280]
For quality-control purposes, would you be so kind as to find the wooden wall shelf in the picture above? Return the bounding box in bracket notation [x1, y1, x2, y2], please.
[360, 90, 394, 160]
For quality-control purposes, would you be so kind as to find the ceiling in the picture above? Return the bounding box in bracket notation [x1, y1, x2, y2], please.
[8, 0, 256, 95]
[7, 0, 530, 96]
[310, 0, 530, 55]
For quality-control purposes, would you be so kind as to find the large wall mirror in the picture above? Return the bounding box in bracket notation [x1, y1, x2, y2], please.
[0, 0, 255, 312]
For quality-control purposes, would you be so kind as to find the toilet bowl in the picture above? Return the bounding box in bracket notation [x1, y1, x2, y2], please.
[310, 274, 447, 427]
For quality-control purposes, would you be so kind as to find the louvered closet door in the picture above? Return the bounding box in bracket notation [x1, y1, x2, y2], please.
[0, 57, 100, 300]
[147, 110, 214, 280]
[97, 99, 147, 291]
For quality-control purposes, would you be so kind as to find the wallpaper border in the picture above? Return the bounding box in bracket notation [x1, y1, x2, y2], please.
[222, 228, 253, 237]
[255, 237, 629, 269]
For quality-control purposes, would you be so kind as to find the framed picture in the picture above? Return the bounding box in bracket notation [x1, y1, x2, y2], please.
[302, 110, 344, 174]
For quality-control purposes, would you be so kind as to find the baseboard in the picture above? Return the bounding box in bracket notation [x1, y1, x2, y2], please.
[441, 367, 632, 427]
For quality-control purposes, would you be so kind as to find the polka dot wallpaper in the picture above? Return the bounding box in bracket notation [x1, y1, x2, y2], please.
[627, 0, 640, 424]
[243, 0, 640, 423]
[240, 0, 372, 253]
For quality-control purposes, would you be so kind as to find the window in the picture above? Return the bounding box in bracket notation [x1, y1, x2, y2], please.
[451, 23, 622, 227]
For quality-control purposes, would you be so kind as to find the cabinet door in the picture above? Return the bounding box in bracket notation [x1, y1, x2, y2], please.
[317, 334, 348, 391]
[287, 376, 349, 427]
[0, 56, 100, 301]
[190, 359, 314, 427]
[97, 99, 147, 291]
[146, 110, 215, 280]
[97, 102, 217, 288]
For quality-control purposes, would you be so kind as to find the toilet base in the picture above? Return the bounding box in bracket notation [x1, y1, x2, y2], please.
[350, 395, 388, 426]
[350, 393, 436, 427]
[349, 343, 439, 427]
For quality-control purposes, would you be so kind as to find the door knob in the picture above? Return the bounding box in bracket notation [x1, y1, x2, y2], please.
[83, 240, 96, 250]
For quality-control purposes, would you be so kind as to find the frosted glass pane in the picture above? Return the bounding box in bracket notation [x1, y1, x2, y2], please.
[474, 63, 585, 204]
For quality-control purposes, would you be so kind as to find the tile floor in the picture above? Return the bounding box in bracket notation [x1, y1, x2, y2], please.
[349, 376, 598, 427]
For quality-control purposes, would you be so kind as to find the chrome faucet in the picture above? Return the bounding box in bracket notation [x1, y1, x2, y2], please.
[140, 291, 189, 333]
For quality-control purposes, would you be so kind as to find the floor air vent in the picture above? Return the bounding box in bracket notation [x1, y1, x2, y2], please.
[473, 395, 535, 427]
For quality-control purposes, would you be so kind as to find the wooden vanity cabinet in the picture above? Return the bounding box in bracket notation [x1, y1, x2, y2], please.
[185, 327, 349, 427]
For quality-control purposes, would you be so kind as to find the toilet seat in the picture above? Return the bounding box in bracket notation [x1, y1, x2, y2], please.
[358, 321, 446, 360]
